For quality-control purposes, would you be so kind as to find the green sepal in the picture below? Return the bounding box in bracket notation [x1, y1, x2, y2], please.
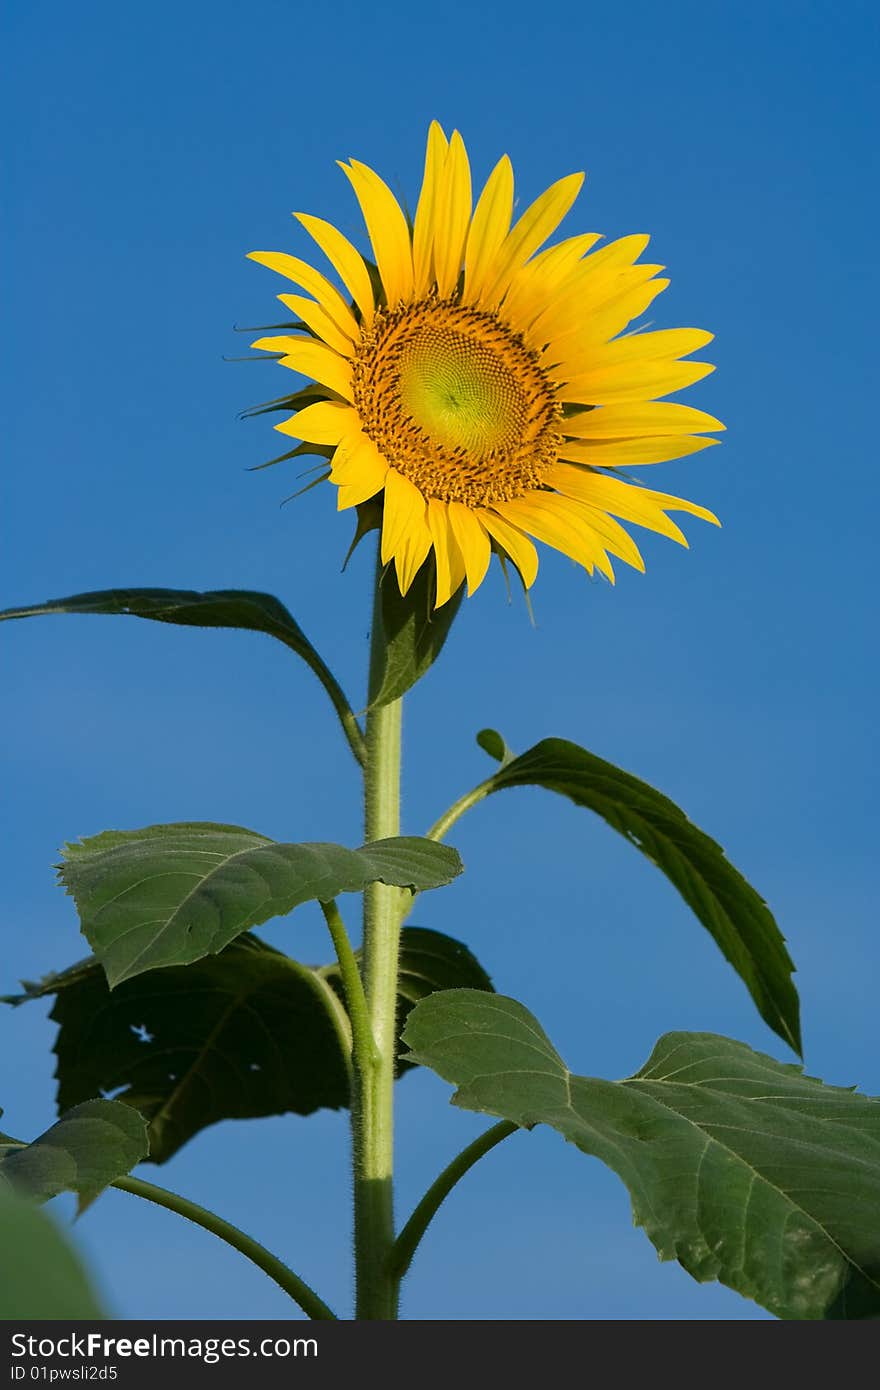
[369, 559, 464, 708]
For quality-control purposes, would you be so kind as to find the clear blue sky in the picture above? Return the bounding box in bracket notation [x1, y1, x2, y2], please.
[2, 0, 877, 1321]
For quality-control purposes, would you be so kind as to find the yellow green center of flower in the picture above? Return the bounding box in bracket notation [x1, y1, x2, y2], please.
[398, 328, 527, 456]
[352, 299, 562, 506]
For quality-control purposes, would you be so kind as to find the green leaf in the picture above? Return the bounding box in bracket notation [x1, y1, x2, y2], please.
[6, 937, 351, 1164]
[0, 584, 312, 652]
[475, 727, 514, 766]
[472, 736, 800, 1054]
[404, 991, 880, 1321]
[0, 586, 366, 764]
[324, 926, 495, 1076]
[59, 825, 463, 986]
[0, 1100, 148, 1211]
[4, 928, 491, 1162]
[369, 561, 463, 707]
[0, 1189, 106, 1317]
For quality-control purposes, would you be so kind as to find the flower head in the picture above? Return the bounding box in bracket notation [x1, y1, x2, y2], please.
[249, 123, 722, 605]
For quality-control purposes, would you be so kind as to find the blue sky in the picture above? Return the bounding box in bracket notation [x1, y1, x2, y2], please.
[2, 0, 877, 1321]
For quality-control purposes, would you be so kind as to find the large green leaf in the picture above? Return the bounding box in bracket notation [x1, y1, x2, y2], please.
[0, 1100, 148, 1211]
[59, 824, 463, 986]
[324, 926, 495, 1076]
[404, 991, 880, 1320]
[0, 1189, 106, 1317]
[3, 928, 492, 1162]
[470, 734, 800, 1053]
[0, 586, 365, 763]
[369, 560, 463, 707]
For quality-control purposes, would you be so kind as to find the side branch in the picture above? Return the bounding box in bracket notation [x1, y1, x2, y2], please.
[426, 776, 496, 843]
[113, 1175, 337, 1320]
[320, 898, 378, 1066]
[389, 1121, 518, 1281]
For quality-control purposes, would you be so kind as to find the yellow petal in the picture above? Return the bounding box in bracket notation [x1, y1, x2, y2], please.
[381, 469, 427, 567]
[544, 279, 670, 369]
[577, 233, 651, 278]
[426, 500, 466, 607]
[250, 334, 300, 354]
[562, 402, 726, 438]
[273, 339, 353, 400]
[479, 172, 585, 310]
[247, 251, 360, 341]
[531, 494, 618, 580]
[276, 293, 356, 358]
[337, 480, 383, 509]
[446, 502, 491, 595]
[559, 357, 715, 405]
[477, 508, 539, 589]
[532, 261, 663, 346]
[596, 328, 714, 364]
[432, 131, 472, 299]
[275, 400, 359, 445]
[413, 121, 449, 296]
[463, 155, 514, 302]
[560, 435, 719, 466]
[545, 465, 683, 543]
[505, 232, 602, 332]
[571, 506, 645, 573]
[329, 429, 384, 482]
[330, 430, 389, 508]
[546, 465, 719, 543]
[394, 507, 434, 595]
[340, 159, 414, 308]
[495, 494, 608, 578]
[575, 278, 672, 349]
[521, 232, 606, 284]
[526, 485, 645, 573]
[294, 213, 375, 325]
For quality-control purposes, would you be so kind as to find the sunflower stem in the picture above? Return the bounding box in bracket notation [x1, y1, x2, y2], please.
[352, 547, 404, 1320]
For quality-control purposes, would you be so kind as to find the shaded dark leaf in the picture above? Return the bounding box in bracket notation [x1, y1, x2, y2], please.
[5, 928, 491, 1162]
[13, 937, 351, 1164]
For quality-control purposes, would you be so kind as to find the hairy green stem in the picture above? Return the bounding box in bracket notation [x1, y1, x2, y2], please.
[320, 899, 378, 1067]
[389, 775, 499, 931]
[352, 551, 405, 1320]
[390, 1122, 518, 1281]
[426, 776, 495, 843]
[113, 1176, 336, 1320]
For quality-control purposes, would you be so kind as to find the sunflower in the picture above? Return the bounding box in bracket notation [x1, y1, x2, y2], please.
[249, 123, 722, 606]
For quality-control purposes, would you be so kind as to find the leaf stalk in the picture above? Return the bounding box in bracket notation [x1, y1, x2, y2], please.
[115, 1176, 338, 1320]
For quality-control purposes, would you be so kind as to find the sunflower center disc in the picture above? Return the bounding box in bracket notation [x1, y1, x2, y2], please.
[352, 300, 562, 507]
[398, 327, 526, 457]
